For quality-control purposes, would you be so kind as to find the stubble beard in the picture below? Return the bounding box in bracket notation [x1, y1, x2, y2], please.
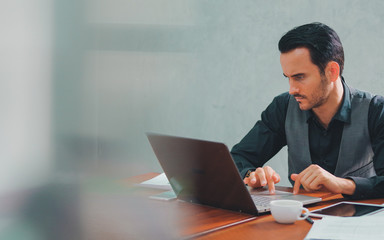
[297, 74, 329, 111]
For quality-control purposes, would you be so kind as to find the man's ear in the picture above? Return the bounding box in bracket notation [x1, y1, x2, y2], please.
[325, 61, 340, 82]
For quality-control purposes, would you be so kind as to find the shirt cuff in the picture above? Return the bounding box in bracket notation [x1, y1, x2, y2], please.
[342, 176, 374, 199]
[241, 168, 255, 179]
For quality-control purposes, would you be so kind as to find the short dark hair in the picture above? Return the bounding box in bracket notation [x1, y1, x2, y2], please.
[278, 22, 344, 76]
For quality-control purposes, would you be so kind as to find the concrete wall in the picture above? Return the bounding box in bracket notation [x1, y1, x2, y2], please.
[5, 1, 384, 192]
[81, 0, 383, 186]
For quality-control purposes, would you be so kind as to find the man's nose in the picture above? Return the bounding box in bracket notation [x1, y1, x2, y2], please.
[289, 80, 299, 95]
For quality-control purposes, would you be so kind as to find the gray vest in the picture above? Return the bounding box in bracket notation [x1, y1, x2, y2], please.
[285, 88, 376, 186]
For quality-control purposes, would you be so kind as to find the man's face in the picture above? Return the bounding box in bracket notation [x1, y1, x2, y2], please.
[280, 47, 331, 111]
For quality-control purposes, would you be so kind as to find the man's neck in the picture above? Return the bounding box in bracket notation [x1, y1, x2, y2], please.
[312, 77, 344, 129]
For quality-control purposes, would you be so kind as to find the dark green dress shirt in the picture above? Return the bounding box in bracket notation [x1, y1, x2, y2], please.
[231, 80, 384, 199]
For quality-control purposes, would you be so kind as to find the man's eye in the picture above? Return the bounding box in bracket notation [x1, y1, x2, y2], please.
[295, 75, 304, 80]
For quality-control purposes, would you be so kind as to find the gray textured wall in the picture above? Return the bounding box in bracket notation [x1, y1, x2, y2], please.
[4, 1, 384, 192]
[74, 0, 384, 186]
[96, 0, 383, 187]
[6, 1, 384, 238]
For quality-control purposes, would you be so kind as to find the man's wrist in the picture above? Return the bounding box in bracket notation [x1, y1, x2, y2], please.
[340, 178, 356, 195]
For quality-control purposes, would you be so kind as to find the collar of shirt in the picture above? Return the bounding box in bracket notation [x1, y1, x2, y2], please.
[304, 77, 352, 124]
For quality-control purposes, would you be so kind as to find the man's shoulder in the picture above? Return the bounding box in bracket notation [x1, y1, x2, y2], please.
[261, 92, 292, 120]
[274, 92, 291, 102]
[350, 87, 384, 119]
[349, 86, 384, 104]
[349, 86, 374, 99]
[370, 95, 384, 108]
[266, 92, 291, 112]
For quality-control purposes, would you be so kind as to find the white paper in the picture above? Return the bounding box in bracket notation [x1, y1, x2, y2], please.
[138, 173, 172, 190]
[370, 208, 384, 216]
[305, 215, 384, 240]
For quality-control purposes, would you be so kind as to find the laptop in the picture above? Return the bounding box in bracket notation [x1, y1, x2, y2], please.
[147, 133, 321, 215]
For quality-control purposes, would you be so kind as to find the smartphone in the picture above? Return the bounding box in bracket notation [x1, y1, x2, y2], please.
[310, 201, 384, 218]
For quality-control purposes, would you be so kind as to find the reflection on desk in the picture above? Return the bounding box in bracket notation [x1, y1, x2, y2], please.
[127, 172, 383, 240]
[11, 172, 374, 240]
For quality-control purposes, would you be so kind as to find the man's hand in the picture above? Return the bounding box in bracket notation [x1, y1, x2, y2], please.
[291, 164, 356, 195]
[243, 166, 280, 194]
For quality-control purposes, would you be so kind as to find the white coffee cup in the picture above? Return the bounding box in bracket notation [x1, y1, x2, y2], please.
[270, 200, 309, 224]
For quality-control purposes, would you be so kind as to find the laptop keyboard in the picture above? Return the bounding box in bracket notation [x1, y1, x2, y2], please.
[251, 195, 273, 211]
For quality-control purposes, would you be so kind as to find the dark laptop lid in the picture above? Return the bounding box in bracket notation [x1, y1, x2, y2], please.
[147, 133, 258, 215]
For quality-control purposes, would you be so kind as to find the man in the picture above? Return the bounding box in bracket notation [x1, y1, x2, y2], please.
[231, 22, 384, 199]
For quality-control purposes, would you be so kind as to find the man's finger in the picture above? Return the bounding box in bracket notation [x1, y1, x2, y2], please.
[264, 167, 275, 194]
[273, 173, 281, 183]
[290, 173, 298, 181]
[249, 171, 257, 184]
[255, 168, 267, 186]
[292, 174, 302, 194]
[302, 172, 317, 189]
[244, 178, 249, 185]
[307, 175, 323, 191]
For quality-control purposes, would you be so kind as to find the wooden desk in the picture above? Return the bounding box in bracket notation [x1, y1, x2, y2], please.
[125, 173, 384, 240]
